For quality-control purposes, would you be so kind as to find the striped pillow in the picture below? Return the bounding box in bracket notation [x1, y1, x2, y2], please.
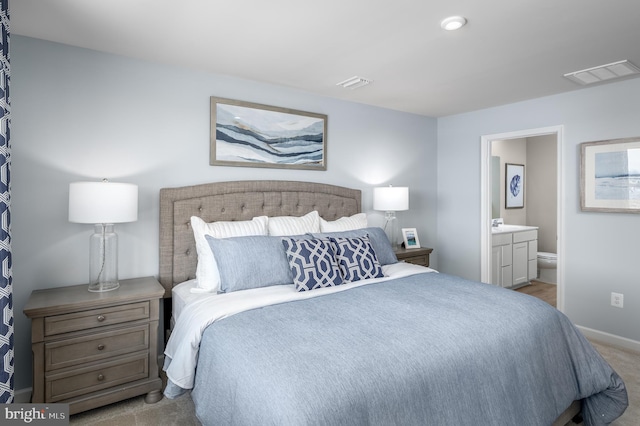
[268, 211, 320, 236]
[320, 213, 368, 232]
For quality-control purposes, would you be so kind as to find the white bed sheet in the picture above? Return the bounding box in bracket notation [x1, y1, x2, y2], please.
[164, 262, 435, 394]
[171, 279, 198, 324]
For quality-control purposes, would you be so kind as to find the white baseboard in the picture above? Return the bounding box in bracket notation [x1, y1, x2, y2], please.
[578, 325, 640, 353]
[14, 387, 32, 403]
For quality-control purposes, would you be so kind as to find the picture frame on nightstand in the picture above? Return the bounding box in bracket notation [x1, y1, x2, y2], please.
[401, 228, 420, 248]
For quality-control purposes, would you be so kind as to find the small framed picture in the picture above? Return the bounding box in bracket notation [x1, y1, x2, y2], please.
[505, 163, 525, 209]
[401, 228, 420, 249]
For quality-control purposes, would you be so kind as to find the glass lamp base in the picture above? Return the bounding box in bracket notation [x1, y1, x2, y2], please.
[88, 281, 120, 292]
[88, 223, 119, 292]
[383, 211, 400, 248]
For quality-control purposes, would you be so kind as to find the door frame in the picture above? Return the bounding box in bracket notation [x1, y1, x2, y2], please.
[480, 126, 566, 311]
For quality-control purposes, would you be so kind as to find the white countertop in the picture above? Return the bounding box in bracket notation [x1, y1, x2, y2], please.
[491, 224, 539, 234]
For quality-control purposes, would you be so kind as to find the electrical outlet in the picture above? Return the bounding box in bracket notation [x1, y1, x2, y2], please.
[611, 292, 624, 308]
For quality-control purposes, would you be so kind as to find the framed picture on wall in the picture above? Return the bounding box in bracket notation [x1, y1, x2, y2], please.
[580, 137, 640, 213]
[210, 97, 328, 171]
[505, 163, 525, 209]
[401, 228, 420, 249]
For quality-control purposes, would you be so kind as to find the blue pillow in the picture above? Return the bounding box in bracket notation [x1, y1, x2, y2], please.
[329, 235, 384, 282]
[206, 235, 293, 293]
[310, 227, 398, 265]
[281, 238, 343, 292]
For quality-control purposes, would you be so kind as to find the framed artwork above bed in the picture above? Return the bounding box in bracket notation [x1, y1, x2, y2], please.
[210, 97, 328, 170]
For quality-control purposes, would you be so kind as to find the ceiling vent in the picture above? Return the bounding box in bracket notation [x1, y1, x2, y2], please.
[564, 60, 640, 85]
[336, 76, 372, 90]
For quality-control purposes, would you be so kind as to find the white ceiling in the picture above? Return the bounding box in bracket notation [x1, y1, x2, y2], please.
[11, 0, 640, 117]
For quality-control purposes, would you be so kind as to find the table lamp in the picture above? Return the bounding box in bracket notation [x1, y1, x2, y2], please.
[373, 185, 409, 247]
[69, 180, 138, 292]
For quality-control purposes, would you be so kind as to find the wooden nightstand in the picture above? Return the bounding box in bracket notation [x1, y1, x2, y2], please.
[24, 276, 165, 415]
[394, 247, 433, 267]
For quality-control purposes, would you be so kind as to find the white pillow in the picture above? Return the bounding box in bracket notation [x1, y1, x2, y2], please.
[320, 213, 367, 232]
[191, 215, 268, 293]
[268, 210, 320, 236]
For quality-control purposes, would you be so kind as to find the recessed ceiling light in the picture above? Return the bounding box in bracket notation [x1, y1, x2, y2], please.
[441, 16, 467, 31]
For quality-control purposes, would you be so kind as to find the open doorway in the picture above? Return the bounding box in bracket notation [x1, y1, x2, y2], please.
[480, 126, 565, 311]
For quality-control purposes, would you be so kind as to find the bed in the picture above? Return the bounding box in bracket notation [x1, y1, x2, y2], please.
[159, 180, 627, 426]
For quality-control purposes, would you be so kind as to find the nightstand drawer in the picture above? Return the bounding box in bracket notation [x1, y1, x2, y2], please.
[45, 324, 149, 371]
[46, 352, 149, 402]
[402, 255, 428, 266]
[394, 247, 432, 267]
[44, 301, 150, 336]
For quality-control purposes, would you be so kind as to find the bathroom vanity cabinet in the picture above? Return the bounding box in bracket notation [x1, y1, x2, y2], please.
[491, 226, 538, 288]
[512, 230, 538, 286]
[491, 233, 513, 288]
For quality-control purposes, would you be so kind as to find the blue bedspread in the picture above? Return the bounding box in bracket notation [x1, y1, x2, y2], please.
[191, 273, 627, 425]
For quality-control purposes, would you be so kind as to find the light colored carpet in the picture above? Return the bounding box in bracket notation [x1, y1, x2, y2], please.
[69, 338, 638, 426]
[69, 391, 200, 425]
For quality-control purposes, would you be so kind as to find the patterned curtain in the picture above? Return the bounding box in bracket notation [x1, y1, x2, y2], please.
[0, 0, 12, 404]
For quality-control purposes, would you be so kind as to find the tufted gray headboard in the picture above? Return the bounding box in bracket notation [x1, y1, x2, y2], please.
[158, 180, 361, 297]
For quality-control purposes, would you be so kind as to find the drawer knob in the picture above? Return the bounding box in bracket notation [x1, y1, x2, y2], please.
[97, 374, 105, 381]
[97, 344, 105, 351]
[97, 315, 106, 322]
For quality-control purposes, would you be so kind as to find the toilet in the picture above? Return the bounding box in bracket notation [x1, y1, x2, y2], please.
[537, 252, 557, 284]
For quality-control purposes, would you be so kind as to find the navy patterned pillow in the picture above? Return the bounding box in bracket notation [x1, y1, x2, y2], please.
[281, 238, 344, 292]
[329, 235, 384, 283]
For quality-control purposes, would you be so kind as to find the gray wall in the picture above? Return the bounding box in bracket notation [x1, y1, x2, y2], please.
[11, 36, 438, 391]
[437, 77, 640, 342]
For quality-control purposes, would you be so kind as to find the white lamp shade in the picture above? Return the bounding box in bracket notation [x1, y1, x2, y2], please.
[373, 186, 409, 211]
[69, 181, 138, 224]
